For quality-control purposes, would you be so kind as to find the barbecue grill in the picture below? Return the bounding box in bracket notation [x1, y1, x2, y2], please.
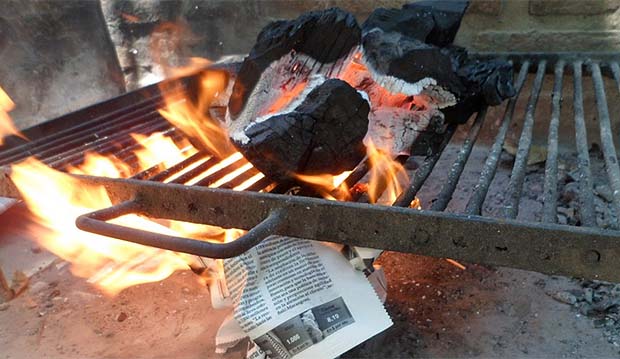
[2, 53, 620, 282]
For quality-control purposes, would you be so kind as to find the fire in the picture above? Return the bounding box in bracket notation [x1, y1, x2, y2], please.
[10, 157, 192, 295]
[158, 69, 234, 158]
[9, 131, 244, 295]
[130, 132, 196, 170]
[294, 171, 352, 201]
[365, 139, 408, 204]
[0, 86, 26, 145]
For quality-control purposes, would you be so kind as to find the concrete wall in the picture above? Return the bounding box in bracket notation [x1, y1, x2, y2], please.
[3, 0, 620, 129]
[0, 1, 125, 129]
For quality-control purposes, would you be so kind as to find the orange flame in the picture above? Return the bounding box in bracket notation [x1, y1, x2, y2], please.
[158, 70, 234, 158]
[366, 139, 409, 204]
[0, 86, 26, 145]
[9, 131, 244, 295]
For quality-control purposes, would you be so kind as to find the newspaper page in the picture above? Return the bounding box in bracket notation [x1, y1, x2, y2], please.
[221, 236, 392, 359]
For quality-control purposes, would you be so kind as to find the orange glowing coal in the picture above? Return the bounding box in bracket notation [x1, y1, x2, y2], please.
[264, 80, 308, 115]
[0, 86, 26, 145]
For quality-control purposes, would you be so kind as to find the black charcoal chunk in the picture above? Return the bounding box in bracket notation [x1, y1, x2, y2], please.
[458, 58, 516, 106]
[362, 29, 465, 96]
[235, 79, 369, 181]
[363, 1, 469, 47]
[229, 8, 361, 119]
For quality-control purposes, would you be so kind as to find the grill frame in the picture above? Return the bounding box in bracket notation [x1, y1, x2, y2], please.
[2, 54, 620, 281]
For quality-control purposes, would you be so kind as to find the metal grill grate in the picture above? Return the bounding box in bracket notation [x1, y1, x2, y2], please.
[2, 55, 620, 281]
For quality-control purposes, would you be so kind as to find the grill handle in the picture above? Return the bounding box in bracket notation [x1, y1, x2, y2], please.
[75, 200, 285, 258]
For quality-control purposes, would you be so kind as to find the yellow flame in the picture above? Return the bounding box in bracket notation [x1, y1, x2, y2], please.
[158, 70, 234, 158]
[0, 86, 26, 145]
[11, 157, 191, 295]
[294, 171, 352, 201]
[9, 132, 245, 295]
[366, 139, 409, 204]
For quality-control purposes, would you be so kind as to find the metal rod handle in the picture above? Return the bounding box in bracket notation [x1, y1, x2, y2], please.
[75, 200, 285, 258]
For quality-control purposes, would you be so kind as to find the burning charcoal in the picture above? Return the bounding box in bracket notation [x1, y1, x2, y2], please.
[362, 1, 470, 47]
[235, 79, 369, 181]
[360, 29, 464, 101]
[227, 3, 515, 177]
[228, 8, 361, 120]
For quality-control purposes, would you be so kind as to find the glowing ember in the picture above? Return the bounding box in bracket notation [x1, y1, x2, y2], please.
[263, 80, 308, 115]
[0, 86, 26, 145]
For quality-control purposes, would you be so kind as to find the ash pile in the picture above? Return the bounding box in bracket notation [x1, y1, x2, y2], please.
[207, 2, 515, 359]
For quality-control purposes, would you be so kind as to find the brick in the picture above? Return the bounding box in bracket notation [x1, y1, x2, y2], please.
[529, 0, 620, 16]
[472, 30, 620, 52]
[468, 0, 503, 16]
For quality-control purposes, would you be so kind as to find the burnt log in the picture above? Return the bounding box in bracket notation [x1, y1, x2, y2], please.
[235, 79, 369, 181]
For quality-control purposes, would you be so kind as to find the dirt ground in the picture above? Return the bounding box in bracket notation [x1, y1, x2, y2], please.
[1, 240, 619, 358]
[2, 72, 620, 358]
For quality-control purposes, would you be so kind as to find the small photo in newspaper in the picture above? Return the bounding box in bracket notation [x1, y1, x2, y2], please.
[253, 297, 354, 359]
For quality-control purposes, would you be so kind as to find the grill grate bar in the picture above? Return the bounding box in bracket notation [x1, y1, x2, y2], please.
[431, 108, 487, 212]
[542, 61, 565, 223]
[465, 61, 531, 215]
[45, 121, 175, 169]
[502, 60, 547, 219]
[0, 91, 182, 165]
[245, 177, 274, 192]
[591, 62, 620, 227]
[219, 168, 262, 189]
[142, 152, 208, 182]
[169, 156, 221, 184]
[393, 124, 457, 207]
[193, 158, 247, 187]
[572, 61, 597, 227]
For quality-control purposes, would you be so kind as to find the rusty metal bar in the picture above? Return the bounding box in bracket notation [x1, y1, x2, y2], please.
[76, 200, 286, 259]
[465, 61, 531, 215]
[53, 174, 620, 282]
[246, 177, 274, 192]
[591, 62, 620, 228]
[502, 60, 547, 219]
[431, 108, 487, 212]
[542, 61, 565, 223]
[169, 156, 220, 184]
[572, 61, 597, 227]
[393, 124, 457, 207]
[220, 168, 262, 189]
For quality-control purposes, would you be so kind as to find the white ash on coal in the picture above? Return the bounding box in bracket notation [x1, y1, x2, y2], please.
[225, 2, 515, 182]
